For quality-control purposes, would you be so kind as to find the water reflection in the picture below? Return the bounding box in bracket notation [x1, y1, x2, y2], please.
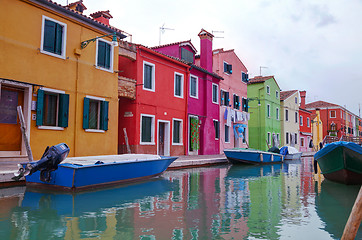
[0, 158, 361, 239]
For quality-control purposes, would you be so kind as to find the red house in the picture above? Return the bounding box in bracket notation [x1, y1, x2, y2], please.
[298, 91, 312, 152]
[118, 43, 189, 156]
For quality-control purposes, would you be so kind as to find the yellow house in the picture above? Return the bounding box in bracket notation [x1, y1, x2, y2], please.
[0, 0, 127, 160]
[312, 109, 323, 151]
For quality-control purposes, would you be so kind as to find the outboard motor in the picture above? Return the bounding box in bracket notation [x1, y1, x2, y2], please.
[13, 143, 70, 182]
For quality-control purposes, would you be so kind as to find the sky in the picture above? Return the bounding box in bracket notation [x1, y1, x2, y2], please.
[60, 0, 362, 116]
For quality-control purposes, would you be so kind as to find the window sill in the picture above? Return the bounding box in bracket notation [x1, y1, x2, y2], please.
[38, 126, 64, 131]
[140, 142, 155, 145]
[172, 143, 183, 146]
[143, 87, 155, 92]
[212, 101, 219, 105]
[85, 129, 105, 133]
[40, 49, 66, 60]
[95, 65, 114, 73]
[190, 95, 198, 99]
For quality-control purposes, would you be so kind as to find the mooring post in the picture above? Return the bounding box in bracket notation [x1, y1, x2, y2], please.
[341, 185, 362, 240]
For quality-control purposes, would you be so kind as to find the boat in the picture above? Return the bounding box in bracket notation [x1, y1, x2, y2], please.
[314, 141, 362, 185]
[15, 143, 177, 191]
[224, 148, 284, 165]
[279, 146, 303, 160]
[226, 164, 282, 179]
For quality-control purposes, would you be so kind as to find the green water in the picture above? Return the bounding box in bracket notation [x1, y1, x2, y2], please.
[0, 158, 361, 239]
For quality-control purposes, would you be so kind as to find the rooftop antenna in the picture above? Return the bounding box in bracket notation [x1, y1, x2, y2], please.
[212, 30, 224, 38]
[159, 23, 174, 45]
[260, 66, 268, 76]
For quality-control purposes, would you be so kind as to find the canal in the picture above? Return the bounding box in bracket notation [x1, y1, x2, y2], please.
[0, 157, 361, 239]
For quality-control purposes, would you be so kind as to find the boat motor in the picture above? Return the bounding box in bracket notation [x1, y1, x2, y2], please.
[13, 143, 70, 182]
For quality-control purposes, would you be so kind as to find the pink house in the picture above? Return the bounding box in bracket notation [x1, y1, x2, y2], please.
[197, 49, 249, 152]
[152, 29, 223, 155]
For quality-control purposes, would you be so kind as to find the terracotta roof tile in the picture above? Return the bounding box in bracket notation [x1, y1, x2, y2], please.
[248, 75, 274, 84]
[305, 100, 340, 109]
[280, 90, 298, 101]
[151, 40, 197, 53]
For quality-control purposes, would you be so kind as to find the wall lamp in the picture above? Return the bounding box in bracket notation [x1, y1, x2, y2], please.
[81, 32, 118, 49]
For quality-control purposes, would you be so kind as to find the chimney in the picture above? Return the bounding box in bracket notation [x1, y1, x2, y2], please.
[300, 90, 306, 109]
[67, 0, 87, 14]
[90, 10, 112, 26]
[198, 29, 214, 73]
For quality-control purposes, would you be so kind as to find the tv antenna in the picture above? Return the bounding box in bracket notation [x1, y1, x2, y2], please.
[212, 30, 224, 38]
[159, 24, 174, 45]
[260, 66, 268, 76]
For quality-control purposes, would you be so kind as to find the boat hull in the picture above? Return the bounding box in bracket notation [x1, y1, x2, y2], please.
[224, 149, 283, 165]
[24, 156, 177, 191]
[314, 141, 362, 185]
[284, 152, 303, 160]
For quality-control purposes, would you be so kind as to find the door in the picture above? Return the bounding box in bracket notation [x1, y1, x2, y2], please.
[0, 86, 24, 152]
[188, 115, 199, 155]
[158, 120, 170, 156]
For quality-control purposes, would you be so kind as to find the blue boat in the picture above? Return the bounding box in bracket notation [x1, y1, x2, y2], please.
[23, 154, 177, 191]
[224, 148, 284, 165]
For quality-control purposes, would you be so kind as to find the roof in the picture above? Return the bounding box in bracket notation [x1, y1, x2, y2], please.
[90, 10, 113, 19]
[33, 0, 127, 39]
[211, 48, 248, 72]
[305, 100, 340, 109]
[280, 90, 298, 101]
[151, 40, 197, 53]
[67, 0, 87, 10]
[248, 75, 281, 89]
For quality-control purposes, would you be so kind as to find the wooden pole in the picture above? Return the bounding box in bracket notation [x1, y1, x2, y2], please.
[123, 128, 131, 154]
[342, 186, 362, 240]
[17, 106, 33, 162]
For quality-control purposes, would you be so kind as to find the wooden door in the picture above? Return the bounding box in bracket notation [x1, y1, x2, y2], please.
[158, 122, 165, 155]
[0, 87, 24, 151]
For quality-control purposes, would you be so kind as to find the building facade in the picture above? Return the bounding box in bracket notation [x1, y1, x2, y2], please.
[298, 91, 312, 152]
[280, 90, 300, 149]
[247, 76, 281, 151]
[0, 0, 127, 159]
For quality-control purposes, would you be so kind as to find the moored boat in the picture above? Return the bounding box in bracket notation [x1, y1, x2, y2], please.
[314, 141, 362, 185]
[280, 146, 303, 160]
[224, 148, 283, 165]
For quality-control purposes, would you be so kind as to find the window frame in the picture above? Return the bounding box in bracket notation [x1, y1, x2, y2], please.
[276, 107, 279, 120]
[300, 115, 303, 126]
[301, 137, 305, 147]
[140, 114, 155, 145]
[143, 61, 156, 92]
[174, 72, 184, 98]
[40, 15, 67, 59]
[330, 110, 336, 118]
[307, 117, 310, 127]
[295, 112, 298, 123]
[220, 89, 229, 106]
[267, 104, 271, 118]
[84, 95, 107, 133]
[266, 85, 270, 95]
[223, 61, 232, 74]
[295, 133, 298, 144]
[286, 132, 289, 144]
[213, 120, 220, 140]
[95, 38, 114, 72]
[172, 118, 183, 145]
[189, 74, 198, 99]
[276, 90, 279, 99]
[285, 109, 289, 121]
[267, 132, 271, 145]
[225, 125, 230, 143]
[212, 83, 219, 104]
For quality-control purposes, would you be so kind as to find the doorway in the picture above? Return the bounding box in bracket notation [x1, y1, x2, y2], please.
[188, 115, 199, 155]
[158, 120, 170, 156]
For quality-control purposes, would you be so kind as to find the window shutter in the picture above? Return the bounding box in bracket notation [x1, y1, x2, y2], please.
[97, 41, 105, 68]
[83, 97, 90, 129]
[224, 62, 227, 72]
[58, 93, 69, 127]
[100, 101, 109, 131]
[228, 64, 232, 74]
[43, 20, 56, 53]
[226, 92, 229, 106]
[242, 72, 245, 82]
[245, 99, 249, 112]
[36, 89, 44, 126]
[105, 43, 111, 69]
[55, 23, 63, 55]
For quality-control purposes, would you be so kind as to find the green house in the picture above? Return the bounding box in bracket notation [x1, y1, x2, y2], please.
[247, 76, 281, 151]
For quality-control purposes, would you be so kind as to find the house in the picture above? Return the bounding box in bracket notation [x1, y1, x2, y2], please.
[0, 0, 127, 160]
[311, 109, 323, 150]
[117, 43, 189, 156]
[280, 90, 299, 149]
[204, 48, 249, 152]
[298, 91, 312, 152]
[152, 29, 223, 155]
[247, 76, 281, 151]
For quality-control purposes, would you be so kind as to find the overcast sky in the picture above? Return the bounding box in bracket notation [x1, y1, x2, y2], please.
[61, 0, 362, 116]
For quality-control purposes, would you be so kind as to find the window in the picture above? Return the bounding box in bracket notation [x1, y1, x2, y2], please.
[212, 83, 219, 104]
[233, 94, 240, 110]
[307, 117, 310, 127]
[300, 115, 303, 126]
[36, 88, 69, 129]
[40, 16, 67, 59]
[190, 75, 198, 98]
[285, 109, 289, 121]
[143, 61, 155, 91]
[242, 72, 249, 83]
[242, 98, 248, 112]
[330, 110, 336, 118]
[213, 120, 219, 139]
[295, 112, 298, 123]
[276, 91, 279, 99]
[267, 132, 271, 145]
[140, 114, 155, 144]
[295, 97, 298, 104]
[174, 73, 184, 98]
[172, 119, 183, 145]
[277, 133, 280, 143]
[83, 96, 109, 132]
[225, 125, 230, 143]
[267, 104, 271, 118]
[220, 90, 229, 106]
[266, 85, 270, 94]
[301, 137, 305, 147]
[181, 48, 194, 63]
[276, 108, 279, 120]
[96, 39, 114, 71]
[286, 132, 289, 144]
[295, 133, 298, 144]
[223, 62, 232, 74]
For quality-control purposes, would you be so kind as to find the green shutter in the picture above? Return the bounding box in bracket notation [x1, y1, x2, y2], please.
[105, 43, 111, 69]
[83, 97, 89, 129]
[100, 101, 109, 131]
[55, 23, 63, 55]
[36, 89, 44, 126]
[58, 93, 69, 127]
[43, 20, 56, 53]
[98, 41, 105, 68]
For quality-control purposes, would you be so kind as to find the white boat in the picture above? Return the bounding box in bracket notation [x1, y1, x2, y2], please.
[280, 146, 302, 160]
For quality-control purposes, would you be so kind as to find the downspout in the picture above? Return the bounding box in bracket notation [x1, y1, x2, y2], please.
[185, 65, 193, 155]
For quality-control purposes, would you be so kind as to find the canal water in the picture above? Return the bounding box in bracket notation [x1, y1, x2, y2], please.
[0, 157, 361, 240]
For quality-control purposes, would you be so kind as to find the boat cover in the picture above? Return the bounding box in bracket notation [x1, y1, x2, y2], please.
[280, 146, 299, 155]
[314, 141, 362, 159]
